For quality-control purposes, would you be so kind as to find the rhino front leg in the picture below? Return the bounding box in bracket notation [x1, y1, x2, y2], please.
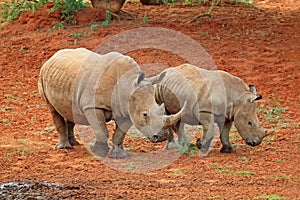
[48, 105, 72, 149]
[85, 109, 110, 157]
[218, 121, 235, 153]
[109, 120, 132, 159]
[196, 114, 219, 156]
[176, 121, 187, 146]
[165, 121, 187, 150]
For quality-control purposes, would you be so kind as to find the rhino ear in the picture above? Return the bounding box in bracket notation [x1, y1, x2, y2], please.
[136, 71, 145, 85]
[249, 94, 263, 102]
[148, 71, 166, 84]
[249, 85, 257, 95]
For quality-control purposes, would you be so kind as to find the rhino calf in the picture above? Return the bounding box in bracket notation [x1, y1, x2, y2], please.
[153, 64, 274, 154]
[38, 48, 184, 158]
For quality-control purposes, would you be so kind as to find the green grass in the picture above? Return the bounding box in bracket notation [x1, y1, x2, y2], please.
[269, 175, 290, 180]
[217, 168, 254, 176]
[142, 15, 147, 23]
[230, 0, 258, 8]
[90, 23, 99, 30]
[176, 145, 198, 155]
[209, 162, 219, 167]
[18, 140, 26, 145]
[274, 159, 285, 163]
[44, 125, 55, 132]
[127, 162, 135, 169]
[169, 169, 182, 174]
[86, 155, 98, 161]
[217, 169, 231, 174]
[15, 147, 31, 158]
[262, 135, 276, 146]
[258, 104, 289, 129]
[0, 106, 13, 112]
[255, 194, 285, 199]
[235, 170, 254, 176]
[229, 135, 239, 142]
[4, 94, 14, 99]
[2, 119, 9, 125]
[19, 46, 26, 51]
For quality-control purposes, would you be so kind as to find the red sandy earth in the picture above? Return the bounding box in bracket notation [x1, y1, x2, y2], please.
[0, 0, 299, 199]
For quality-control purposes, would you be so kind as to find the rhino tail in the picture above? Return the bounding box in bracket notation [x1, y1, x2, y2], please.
[38, 68, 50, 105]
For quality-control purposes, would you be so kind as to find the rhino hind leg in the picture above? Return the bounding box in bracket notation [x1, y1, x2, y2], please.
[197, 115, 219, 157]
[48, 105, 72, 149]
[220, 145, 235, 153]
[67, 121, 79, 145]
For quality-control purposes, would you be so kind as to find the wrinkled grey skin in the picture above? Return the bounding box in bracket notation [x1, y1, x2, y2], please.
[38, 48, 184, 158]
[153, 64, 274, 153]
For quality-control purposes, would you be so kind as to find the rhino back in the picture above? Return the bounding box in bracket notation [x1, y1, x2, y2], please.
[39, 48, 91, 123]
[39, 48, 139, 124]
[158, 65, 204, 124]
[158, 64, 248, 124]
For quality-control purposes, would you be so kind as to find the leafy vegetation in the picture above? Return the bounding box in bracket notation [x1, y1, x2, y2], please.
[51, 0, 88, 25]
[0, 0, 88, 27]
[102, 10, 112, 27]
[0, 0, 46, 22]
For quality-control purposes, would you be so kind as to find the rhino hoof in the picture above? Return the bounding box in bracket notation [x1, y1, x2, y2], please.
[90, 141, 109, 157]
[196, 138, 202, 149]
[164, 140, 180, 150]
[55, 141, 72, 149]
[69, 136, 79, 146]
[220, 146, 235, 153]
[108, 145, 130, 159]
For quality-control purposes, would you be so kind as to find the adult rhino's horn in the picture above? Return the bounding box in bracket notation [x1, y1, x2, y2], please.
[148, 71, 167, 84]
[163, 101, 187, 127]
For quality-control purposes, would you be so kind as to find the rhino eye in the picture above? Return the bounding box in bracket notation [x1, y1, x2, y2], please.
[143, 112, 148, 118]
[248, 121, 253, 126]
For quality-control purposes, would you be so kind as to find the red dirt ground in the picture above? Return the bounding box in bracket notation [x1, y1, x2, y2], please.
[0, 0, 299, 199]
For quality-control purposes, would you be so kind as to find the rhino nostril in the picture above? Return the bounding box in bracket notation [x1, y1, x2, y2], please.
[253, 140, 261, 146]
[153, 135, 159, 142]
[245, 139, 255, 146]
[245, 139, 261, 147]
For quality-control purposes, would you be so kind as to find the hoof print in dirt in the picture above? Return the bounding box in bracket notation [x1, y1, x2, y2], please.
[108, 145, 130, 159]
[90, 141, 110, 157]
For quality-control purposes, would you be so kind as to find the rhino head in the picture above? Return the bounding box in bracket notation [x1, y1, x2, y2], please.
[128, 72, 185, 142]
[234, 85, 274, 146]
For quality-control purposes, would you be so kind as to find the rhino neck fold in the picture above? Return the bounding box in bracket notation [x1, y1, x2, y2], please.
[224, 79, 249, 121]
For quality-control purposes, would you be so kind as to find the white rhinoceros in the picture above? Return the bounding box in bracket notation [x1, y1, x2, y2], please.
[152, 64, 274, 154]
[38, 48, 184, 158]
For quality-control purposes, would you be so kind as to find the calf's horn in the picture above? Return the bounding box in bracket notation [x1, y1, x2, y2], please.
[163, 101, 187, 127]
[263, 129, 275, 137]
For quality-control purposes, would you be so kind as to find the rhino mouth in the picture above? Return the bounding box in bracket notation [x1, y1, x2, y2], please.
[149, 134, 168, 143]
[245, 138, 261, 146]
